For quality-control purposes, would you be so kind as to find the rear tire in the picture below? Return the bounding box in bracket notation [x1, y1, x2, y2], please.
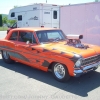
[52, 63, 70, 82]
[1, 50, 14, 64]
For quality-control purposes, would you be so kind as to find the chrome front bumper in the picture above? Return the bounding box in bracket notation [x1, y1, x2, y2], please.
[74, 61, 100, 77]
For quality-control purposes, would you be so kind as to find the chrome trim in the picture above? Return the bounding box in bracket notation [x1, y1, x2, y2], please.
[66, 34, 83, 39]
[74, 70, 83, 73]
[81, 55, 100, 66]
[83, 62, 100, 70]
[74, 58, 83, 68]
[74, 61, 100, 76]
[83, 54, 100, 60]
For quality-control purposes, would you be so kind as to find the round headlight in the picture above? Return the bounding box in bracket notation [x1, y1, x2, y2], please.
[75, 59, 82, 67]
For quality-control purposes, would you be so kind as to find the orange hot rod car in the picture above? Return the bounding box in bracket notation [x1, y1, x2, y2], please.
[0, 27, 100, 82]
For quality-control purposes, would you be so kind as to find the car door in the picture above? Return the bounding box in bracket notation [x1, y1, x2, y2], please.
[4, 31, 18, 57]
[15, 30, 40, 68]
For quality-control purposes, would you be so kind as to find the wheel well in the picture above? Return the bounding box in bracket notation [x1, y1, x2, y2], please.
[48, 62, 56, 71]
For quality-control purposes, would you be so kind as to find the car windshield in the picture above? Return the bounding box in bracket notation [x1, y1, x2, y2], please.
[36, 30, 66, 43]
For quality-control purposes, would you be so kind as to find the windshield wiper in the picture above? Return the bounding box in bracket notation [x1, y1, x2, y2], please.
[53, 38, 64, 42]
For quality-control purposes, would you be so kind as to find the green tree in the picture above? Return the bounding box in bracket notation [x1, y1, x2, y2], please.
[14, 5, 18, 8]
[8, 20, 16, 26]
[2, 16, 8, 24]
[2, 6, 17, 26]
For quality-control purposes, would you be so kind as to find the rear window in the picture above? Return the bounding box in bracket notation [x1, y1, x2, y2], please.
[9, 31, 18, 41]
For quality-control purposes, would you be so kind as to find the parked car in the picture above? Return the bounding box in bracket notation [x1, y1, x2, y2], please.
[0, 27, 100, 82]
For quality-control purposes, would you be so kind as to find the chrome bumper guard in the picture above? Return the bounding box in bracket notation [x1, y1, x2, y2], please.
[74, 61, 100, 77]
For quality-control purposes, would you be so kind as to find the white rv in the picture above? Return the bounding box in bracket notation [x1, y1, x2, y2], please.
[8, 3, 59, 28]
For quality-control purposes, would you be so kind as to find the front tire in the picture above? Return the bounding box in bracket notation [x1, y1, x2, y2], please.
[1, 50, 14, 64]
[52, 63, 70, 82]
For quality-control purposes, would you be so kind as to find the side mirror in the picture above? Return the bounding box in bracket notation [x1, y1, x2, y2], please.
[26, 41, 30, 45]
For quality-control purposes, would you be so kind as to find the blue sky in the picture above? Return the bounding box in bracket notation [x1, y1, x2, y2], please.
[0, 0, 95, 14]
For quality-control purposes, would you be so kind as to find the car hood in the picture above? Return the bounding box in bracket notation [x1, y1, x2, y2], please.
[40, 41, 100, 58]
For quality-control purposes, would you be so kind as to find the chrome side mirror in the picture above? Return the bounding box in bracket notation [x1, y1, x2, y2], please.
[26, 41, 30, 45]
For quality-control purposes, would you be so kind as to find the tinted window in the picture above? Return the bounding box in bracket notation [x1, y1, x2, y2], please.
[11, 12, 15, 17]
[18, 31, 36, 43]
[53, 11, 57, 19]
[9, 31, 18, 40]
[36, 30, 66, 43]
[18, 15, 22, 21]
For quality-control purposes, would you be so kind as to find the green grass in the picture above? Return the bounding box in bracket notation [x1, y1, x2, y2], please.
[0, 27, 8, 31]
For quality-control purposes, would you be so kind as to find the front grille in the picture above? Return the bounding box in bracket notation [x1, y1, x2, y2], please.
[82, 55, 100, 66]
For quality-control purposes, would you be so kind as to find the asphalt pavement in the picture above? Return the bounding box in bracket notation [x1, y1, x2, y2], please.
[0, 31, 100, 100]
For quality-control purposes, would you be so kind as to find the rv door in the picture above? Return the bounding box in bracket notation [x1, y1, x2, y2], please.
[42, 7, 52, 27]
[17, 15, 23, 27]
[52, 8, 59, 28]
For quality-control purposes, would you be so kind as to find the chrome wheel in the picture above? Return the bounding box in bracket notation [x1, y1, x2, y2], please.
[3, 51, 9, 59]
[54, 63, 65, 79]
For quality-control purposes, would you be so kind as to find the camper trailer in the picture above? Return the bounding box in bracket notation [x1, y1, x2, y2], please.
[8, 3, 60, 28]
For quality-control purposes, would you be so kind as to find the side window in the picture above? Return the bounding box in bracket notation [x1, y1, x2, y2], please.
[37, 32, 48, 42]
[18, 31, 36, 43]
[11, 12, 15, 17]
[53, 11, 57, 19]
[9, 31, 18, 40]
[18, 15, 22, 21]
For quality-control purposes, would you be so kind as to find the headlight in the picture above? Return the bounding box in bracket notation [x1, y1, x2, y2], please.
[75, 59, 82, 67]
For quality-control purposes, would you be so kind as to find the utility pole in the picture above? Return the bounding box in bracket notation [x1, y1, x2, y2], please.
[46, 0, 47, 3]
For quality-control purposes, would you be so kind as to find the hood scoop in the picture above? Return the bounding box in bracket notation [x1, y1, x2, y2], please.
[66, 34, 89, 49]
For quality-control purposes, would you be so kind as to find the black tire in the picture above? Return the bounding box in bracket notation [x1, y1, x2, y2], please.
[1, 50, 14, 64]
[52, 63, 70, 82]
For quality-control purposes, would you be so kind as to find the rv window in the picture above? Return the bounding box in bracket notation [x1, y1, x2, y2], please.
[18, 15, 22, 21]
[53, 11, 57, 19]
[11, 12, 15, 17]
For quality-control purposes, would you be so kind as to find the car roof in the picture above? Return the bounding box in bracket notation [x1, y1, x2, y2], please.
[12, 27, 60, 32]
